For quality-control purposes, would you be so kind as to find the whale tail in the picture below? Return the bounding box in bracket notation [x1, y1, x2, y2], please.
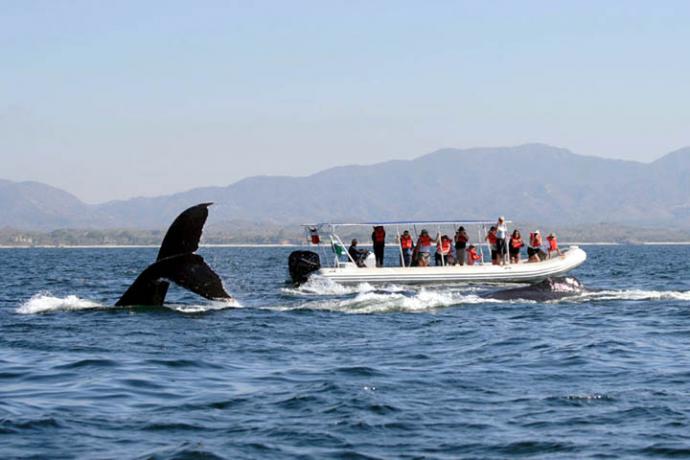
[116, 203, 232, 306]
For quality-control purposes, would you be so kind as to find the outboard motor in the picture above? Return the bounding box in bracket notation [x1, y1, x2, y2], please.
[288, 250, 321, 285]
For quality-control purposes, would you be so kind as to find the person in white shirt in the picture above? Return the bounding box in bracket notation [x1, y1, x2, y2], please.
[495, 216, 508, 265]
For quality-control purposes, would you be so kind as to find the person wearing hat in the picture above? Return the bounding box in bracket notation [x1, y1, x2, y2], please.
[454, 226, 469, 266]
[546, 232, 562, 258]
[528, 230, 543, 262]
[348, 239, 368, 267]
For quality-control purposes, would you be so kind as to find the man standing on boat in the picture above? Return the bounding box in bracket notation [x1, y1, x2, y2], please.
[372, 225, 386, 267]
[399, 230, 414, 267]
[454, 226, 469, 266]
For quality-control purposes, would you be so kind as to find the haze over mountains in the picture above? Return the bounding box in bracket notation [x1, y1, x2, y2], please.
[2, 144, 690, 231]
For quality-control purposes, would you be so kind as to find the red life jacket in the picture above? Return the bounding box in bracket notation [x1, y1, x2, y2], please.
[529, 233, 541, 248]
[400, 234, 413, 249]
[467, 248, 481, 263]
[419, 234, 431, 247]
[310, 228, 320, 245]
[456, 232, 468, 243]
[511, 237, 523, 249]
[487, 232, 497, 245]
[373, 226, 386, 244]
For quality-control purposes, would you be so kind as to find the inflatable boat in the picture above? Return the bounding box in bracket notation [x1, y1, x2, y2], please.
[288, 220, 587, 285]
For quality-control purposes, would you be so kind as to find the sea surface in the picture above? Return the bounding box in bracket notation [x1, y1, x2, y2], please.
[1, 245, 690, 459]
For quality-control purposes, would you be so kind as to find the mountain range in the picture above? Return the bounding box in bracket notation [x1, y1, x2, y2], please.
[2, 143, 690, 231]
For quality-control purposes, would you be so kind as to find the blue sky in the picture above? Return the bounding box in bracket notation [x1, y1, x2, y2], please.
[1, 1, 689, 202]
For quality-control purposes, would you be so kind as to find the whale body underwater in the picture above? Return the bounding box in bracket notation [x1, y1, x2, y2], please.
[481, 276, 586, 301]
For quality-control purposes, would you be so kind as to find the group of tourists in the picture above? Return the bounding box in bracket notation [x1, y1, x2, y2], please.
[347, 218, 562, 268]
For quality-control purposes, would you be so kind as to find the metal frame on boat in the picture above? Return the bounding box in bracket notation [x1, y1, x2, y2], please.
[291, 220, 587, 285]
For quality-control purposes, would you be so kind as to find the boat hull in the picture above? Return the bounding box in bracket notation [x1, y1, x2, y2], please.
[314, 246, 587, 285]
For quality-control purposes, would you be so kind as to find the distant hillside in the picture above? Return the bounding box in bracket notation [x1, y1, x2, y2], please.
[0, 180, 113, 230]
[2, 144, 690, 231]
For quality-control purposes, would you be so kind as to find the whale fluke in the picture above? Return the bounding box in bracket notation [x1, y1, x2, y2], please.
[157, 202, 212, 260]
[116, 203, 232, 307]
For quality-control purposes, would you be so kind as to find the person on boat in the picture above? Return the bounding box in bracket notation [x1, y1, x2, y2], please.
[348, 239, 368, 267]
[547, 232, 562, 257]
[415, 229, 434, 267]
[435, 234, 453, 266]
[454, 226, 469, 266]
[371, 225, 386, 268]
[528, 230, 544, 262]
[466, 244, 481, 265]
[495, 217, 508, 265]
[399, 230, 414, 267]
[485, 226, 498, 265]
[509, 229, 524, 264]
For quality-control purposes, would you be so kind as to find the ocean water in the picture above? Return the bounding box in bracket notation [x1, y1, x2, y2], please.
[1, 245, 690, 459]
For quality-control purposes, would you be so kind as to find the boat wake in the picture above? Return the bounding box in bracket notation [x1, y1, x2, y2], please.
[279, 276, 690, 313]
[282, 276, 408, 296]
[16, 293, 241, 315]
[277, 288, 499, 314]
[280, 277, 501, 313]
[564, 288, 690, 303]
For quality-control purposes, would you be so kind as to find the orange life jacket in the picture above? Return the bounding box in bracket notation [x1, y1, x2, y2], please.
[400, 234, 413, 249]
[437, 238, 451, 255]
[467, 248, 481, 263]
[548, 236, 558, 251]
[373, 226, 386, 244]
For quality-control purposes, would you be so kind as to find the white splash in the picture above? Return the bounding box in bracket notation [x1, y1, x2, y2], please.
[275, 287, 502, 314]
[17, 293, 104, 314]
[283, 276, 405, 296]
[166, 298, 242, 313]
[16, 293, 242, 315]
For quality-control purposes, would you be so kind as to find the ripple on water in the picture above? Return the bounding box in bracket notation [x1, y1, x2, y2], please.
[3, 246, 690, 458]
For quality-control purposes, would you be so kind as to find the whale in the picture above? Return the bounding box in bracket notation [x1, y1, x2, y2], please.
[481, 276, 585, 302]
[116, 203, 232, 306]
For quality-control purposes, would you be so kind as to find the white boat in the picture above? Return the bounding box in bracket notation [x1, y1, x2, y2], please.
[289, 220, 587, 285]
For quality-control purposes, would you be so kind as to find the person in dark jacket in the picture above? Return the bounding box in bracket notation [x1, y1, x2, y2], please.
[348, 239, 368, 267]
[371, 225, 386, 267]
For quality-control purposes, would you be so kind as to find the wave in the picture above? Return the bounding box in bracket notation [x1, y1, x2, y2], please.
[571, 289, 690, 303]
[16, 293, 241, 315]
